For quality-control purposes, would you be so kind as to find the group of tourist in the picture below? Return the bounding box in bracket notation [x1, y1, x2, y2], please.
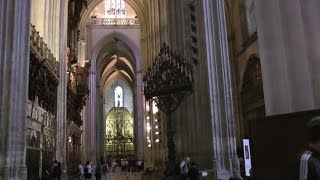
[51, 160, 62, 180]
[75, 160, 109, 180]
[74, 159, 144, 179]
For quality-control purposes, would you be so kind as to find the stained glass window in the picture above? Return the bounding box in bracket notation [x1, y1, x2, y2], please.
[114, 86, 123, 107]
[105, 0, 126, 18]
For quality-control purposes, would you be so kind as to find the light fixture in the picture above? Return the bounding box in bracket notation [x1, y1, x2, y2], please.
[155, 139, 160, 143]
[148, 144, 151, 147]
[152, 101, 158, 114]
[147, 123, 151, 132]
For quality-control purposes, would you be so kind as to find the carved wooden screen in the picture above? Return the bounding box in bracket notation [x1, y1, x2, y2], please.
[27, 37, 58, 179]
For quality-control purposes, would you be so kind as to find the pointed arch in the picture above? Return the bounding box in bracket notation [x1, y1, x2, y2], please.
[91, 31, 140, 71]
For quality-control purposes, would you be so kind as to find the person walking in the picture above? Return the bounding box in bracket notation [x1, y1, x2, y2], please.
[101, 161, 109, 180]
[56, 162, 62, 180]
[77, 161, 84, 179]
[84, 161, 93, 179]
[51, 160, 58, 179]
[95, 161, 102, 180]
[179, 157, 190, 180]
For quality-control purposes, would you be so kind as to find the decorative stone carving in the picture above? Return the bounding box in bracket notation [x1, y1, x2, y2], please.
[26, 129, 40, 148]
[27, 100, 33, 118]
[29, 51, 58, 114]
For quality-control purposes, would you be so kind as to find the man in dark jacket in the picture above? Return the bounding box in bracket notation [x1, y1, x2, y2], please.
[299, 116, 320, 180]
[188, 162, 200, 180]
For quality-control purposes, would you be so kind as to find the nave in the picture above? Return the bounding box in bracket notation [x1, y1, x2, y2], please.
[1, 0, 320, 180]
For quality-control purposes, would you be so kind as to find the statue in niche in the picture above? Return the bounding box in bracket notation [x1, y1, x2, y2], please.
[116, 117, 124, 137]
[38, 108, 45, 123]
[47, 114, 54, 129]
[44, 136, 50, 149]
[29, 130, 38, 147]
[32, 96, 39, 120]
[27, 100, 32, 117]
[43, 112, 48, 126]
[107, 130, 112, 142]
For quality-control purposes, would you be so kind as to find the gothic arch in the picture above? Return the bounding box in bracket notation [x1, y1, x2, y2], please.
[91, 31, 140, 72]
[240, 54, 265, 137]
[79, 0, 148, 40]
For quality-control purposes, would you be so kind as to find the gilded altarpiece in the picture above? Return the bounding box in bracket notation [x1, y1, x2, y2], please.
[106, 107, 134, 158]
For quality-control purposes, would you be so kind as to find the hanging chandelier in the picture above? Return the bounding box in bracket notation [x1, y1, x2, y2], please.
[143, 42, 194, 113]
[143, 42, 194, 177]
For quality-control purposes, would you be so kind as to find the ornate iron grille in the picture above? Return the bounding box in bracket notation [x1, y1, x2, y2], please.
[106, 107, 134, 158]
[143, 42, 194, 177]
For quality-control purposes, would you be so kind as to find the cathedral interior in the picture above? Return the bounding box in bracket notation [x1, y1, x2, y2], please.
[0, 0, 319, 180]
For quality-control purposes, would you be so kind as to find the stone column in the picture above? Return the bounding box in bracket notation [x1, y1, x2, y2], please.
[254, 0, 319, 115]
[0, 0, 31, 179]
[136, 64, 144, 160]
[88, 65, 97, 162]
[55, 0, 68, 175]
[202, 0, 239, 179]
[96, 88, 103, 161]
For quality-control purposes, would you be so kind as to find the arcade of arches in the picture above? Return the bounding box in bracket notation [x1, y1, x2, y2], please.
[1, 0, 320, 180]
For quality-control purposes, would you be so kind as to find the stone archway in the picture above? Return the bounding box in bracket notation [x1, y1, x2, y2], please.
[240, 55, 265, 138]
[83, 21, 144, 161]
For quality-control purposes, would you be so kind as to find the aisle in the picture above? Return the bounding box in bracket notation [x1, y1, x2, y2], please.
[108, 172, 143, 180]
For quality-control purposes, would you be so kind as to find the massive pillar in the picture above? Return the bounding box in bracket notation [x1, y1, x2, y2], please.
[0, 0, 31, 179]
[55, 0, 68, 174]
[135, 57, 144, 160]
[87, 63, 97, 163]
[202, 0, 239, 179]
[254, 0, 320, 115]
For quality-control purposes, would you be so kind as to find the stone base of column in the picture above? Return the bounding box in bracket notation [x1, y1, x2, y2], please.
[212, 156, 241, 180]
[61, 171, 69, 180]
[3, 165, 27, 180]
[217, 170, 233, 180]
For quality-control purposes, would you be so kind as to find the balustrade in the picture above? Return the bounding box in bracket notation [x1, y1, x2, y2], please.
[89, 18, 140, 26]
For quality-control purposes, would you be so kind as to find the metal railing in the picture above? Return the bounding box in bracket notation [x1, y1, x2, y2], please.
[88, 18, 140, 26]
